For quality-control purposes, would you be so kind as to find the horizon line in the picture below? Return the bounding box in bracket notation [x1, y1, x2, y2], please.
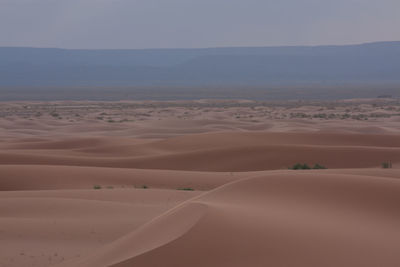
[1, 40, 400, 51]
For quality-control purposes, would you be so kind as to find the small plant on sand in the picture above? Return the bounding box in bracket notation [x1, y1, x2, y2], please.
[141, 185, 148, 189]
[177, 188, 195, 191]
[289, 163, 311, 170]
[93, 185, 102, 190]
[313, 163, 327, 169]
[382, 161, 393, 169]
[289, 163, 327, 170]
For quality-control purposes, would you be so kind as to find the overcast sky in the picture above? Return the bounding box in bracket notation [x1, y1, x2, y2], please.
[1, 0, 400, 49]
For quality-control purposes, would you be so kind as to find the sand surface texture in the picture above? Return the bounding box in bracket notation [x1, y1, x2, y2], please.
[0, 99, 399, 267]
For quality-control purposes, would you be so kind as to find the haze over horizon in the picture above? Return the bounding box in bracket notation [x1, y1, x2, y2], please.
[3, 40, 400, 51]
[1, 0, 400, 49]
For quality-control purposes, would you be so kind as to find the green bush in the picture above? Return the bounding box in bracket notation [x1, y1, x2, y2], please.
[313, 163, 327, 169]
[93, 185, 102, 190]
[290, 163, 311, 170]
[289, 163, 327, 170]
[382, 161, 393, 169]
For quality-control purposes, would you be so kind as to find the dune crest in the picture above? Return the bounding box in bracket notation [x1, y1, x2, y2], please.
[55, 171, 400, 267]
[0, 100, 399, 267]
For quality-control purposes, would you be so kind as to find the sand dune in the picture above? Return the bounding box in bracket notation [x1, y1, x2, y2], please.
[0, 189, 198, 267]
[54, 170, 400, 267]
[0, 100, 399, 267]
[0, 165, 244, 191]
[0, 132, 399, 172]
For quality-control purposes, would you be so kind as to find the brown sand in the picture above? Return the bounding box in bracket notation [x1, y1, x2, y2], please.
[0, 99, 399, 267]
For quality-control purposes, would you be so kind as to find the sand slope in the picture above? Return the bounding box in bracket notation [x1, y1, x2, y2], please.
[1, 108, 399, 267]
[0, 189, 199, 267]
[0, 132, 399, 172]
[53, 170, 400, 267]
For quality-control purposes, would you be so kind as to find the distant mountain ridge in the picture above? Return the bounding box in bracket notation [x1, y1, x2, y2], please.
[1, 41, 400, 86]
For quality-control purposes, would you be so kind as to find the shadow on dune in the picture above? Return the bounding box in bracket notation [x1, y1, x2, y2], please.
[55, 171, 400, 267]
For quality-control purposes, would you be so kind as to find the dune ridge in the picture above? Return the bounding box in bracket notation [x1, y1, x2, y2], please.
[0, 100, 399, 266]
[53, 170, 400, 267]
[0, 132, 399, 172]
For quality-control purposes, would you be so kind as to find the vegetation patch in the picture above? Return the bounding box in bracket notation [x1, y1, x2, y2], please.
[382, 161, 393, 169]
[289, 163, 327, 170]
[312, 163, 327, 169]
[177, 188, 195, 191]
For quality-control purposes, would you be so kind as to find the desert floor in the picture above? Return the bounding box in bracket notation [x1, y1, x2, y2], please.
[0, 99, 399, 267]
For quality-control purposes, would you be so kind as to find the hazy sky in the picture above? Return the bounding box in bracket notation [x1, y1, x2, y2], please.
[1, 0, 400, 49]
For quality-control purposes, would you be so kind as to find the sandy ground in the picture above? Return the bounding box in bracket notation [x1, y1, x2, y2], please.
[0, 99, 399, 267]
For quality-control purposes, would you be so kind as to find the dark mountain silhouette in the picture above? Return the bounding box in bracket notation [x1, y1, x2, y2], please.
[1, 42, 400, 86]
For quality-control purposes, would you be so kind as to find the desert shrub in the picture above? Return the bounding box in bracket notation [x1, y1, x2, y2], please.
[93, 185, 102, 190]
[290, 163, 311, 170]
[313, 113, 327, 119]
[290, 163, 327, 170]
[141, 185, 148, 189]
[313, 163, 327, 169]
[178, 188, 195, 191]
[382, 161, 393, 169]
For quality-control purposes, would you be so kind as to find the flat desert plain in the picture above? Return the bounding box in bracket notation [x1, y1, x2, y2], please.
[0, 99, 400, 267]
